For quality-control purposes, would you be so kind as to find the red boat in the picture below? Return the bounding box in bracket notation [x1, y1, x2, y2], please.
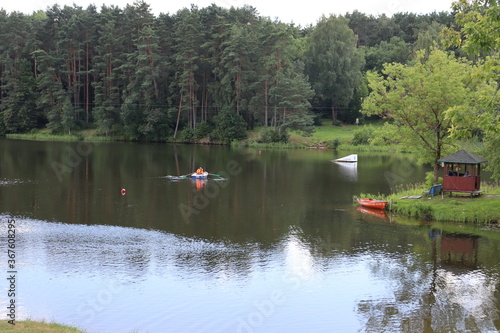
[357, 198, 388, 210]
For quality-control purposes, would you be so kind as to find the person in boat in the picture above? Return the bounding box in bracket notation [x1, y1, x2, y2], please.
[196, 167, 204, 174]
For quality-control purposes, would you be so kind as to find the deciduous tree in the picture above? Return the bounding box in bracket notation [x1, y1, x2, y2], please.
[362, 49, 497, 183]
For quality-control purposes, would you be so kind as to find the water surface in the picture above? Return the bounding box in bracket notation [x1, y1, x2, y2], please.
[0, 139, 498, 332]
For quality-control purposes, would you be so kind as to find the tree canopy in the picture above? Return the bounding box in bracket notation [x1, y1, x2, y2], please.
[442, 0, 500, 180]
[361, 49, 498, 182]
[0, 2, 455, 142]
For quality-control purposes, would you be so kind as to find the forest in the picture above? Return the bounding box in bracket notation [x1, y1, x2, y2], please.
[0, 1, 469, 142]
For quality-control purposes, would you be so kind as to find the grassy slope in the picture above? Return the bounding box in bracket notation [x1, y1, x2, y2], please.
[0, 320, 83, 332]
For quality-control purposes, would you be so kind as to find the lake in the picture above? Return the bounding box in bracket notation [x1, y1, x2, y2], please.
[0, 139, 499, 333]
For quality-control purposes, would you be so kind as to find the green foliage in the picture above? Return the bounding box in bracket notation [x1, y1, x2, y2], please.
[369, 123, 400, 146]
[364, 36, 410, 71]
[425, 171, 443, 188]
[351, 126, 374, 146]
[330, 138, 340, 150]
[483, 134, 500, 181]
[180, 127, 195, 143]
[211, 107, 248, 143]
[194, 121, 212, 140]
[304, 15, 365, 123]
[258, 128, 289, 143]
[362, 48, 497, 182]
[1, 59, 40, 133]
[0, 4, 457, 144]
[441, 1, 500, 180]
[443, 0, 500, 54]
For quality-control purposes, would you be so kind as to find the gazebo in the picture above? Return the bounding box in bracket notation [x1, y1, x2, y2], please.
[438, 149, 487, 196]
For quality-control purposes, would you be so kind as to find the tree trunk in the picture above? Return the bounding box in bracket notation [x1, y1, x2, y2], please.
[331, 102, 337, 124]
[433, 162, 440, 185]
[264, 80, 268, 129]
[85, 39, 90, 123]
[173, 94, 183, 139]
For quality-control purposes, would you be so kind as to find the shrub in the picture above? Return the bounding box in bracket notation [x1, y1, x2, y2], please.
[210, 107, 247, 143]
[328, 138, 340, 149]
[257, 128, 289, 143]
[180, 127, 194, 143]
[425, 171, 443, 188]
[352, 126, 374, 146]
[194, 121, 212, 140]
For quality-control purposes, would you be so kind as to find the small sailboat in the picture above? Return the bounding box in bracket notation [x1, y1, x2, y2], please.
[333, 154, 357, 163]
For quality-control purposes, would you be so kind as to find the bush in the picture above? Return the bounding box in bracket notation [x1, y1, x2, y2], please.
[257, 128, 289, 143]
[329, 138, 340, 149]
[211, 107, 247, 143]
[352, 126, 374, 146]
[180, 127, 194, 143]
[194, 121, 212, 140]
[369, 124, 400, 145]
[425, 171, 443, 188]
[313, 114, 323, 126]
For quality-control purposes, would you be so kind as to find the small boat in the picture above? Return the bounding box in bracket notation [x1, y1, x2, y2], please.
[333, 154, 357, 163]
[191, 172, 208, 179]
[357, 198, 388, 210]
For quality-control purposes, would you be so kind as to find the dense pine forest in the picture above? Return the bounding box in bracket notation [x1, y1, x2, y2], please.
[0, 1, 456, 142]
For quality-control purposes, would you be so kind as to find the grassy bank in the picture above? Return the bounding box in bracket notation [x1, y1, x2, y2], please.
[4, 120, 402, 151]
[6, 129, 119, 143]
[243, 120, 409, 151]
[356, 182, 500, 224]
[0, 320, 83, 332]
[0, 121, 480, 155]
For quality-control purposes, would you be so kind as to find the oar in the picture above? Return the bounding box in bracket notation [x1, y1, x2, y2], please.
[208, 173, 223, 178]
[179, 173, 193, 178]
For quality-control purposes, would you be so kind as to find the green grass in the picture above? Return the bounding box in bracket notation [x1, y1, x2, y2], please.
[0, 320, 84, 332]
[6, 132, 120, 143]
[287, 120, 409, 152]
[233, 140, 298, 149]
[309, 121, 359, 142]
[356, 182, 500, 224]
[335, 143, 409, 152]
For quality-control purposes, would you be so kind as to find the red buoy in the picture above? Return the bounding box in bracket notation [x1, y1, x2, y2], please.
[121, 188, 126, 195]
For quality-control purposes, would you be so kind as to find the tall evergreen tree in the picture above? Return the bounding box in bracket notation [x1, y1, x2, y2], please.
[304, 15, 364, 123]
[2, 59, 39, 132]
[92, 5, 127, 136]
[172, 6, 203, 134]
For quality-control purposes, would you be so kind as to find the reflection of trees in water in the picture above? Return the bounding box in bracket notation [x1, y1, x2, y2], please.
[431, 269, 498, 332]
[356, 235, 499, 333]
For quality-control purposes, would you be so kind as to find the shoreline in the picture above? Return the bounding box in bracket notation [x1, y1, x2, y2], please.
[356, 182, 500, 224]
[4, 125, 409, 153]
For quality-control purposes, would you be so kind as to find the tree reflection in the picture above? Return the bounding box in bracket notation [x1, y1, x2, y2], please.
[356, 232, 499, 332]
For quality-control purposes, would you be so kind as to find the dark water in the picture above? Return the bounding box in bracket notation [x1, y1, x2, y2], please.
[0, 139, 499, 333]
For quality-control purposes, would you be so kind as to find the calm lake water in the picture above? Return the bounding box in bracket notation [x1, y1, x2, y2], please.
[0, 139, 499, 333]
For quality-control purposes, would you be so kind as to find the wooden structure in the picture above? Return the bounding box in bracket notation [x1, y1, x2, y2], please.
[438, 149, 487, 196]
